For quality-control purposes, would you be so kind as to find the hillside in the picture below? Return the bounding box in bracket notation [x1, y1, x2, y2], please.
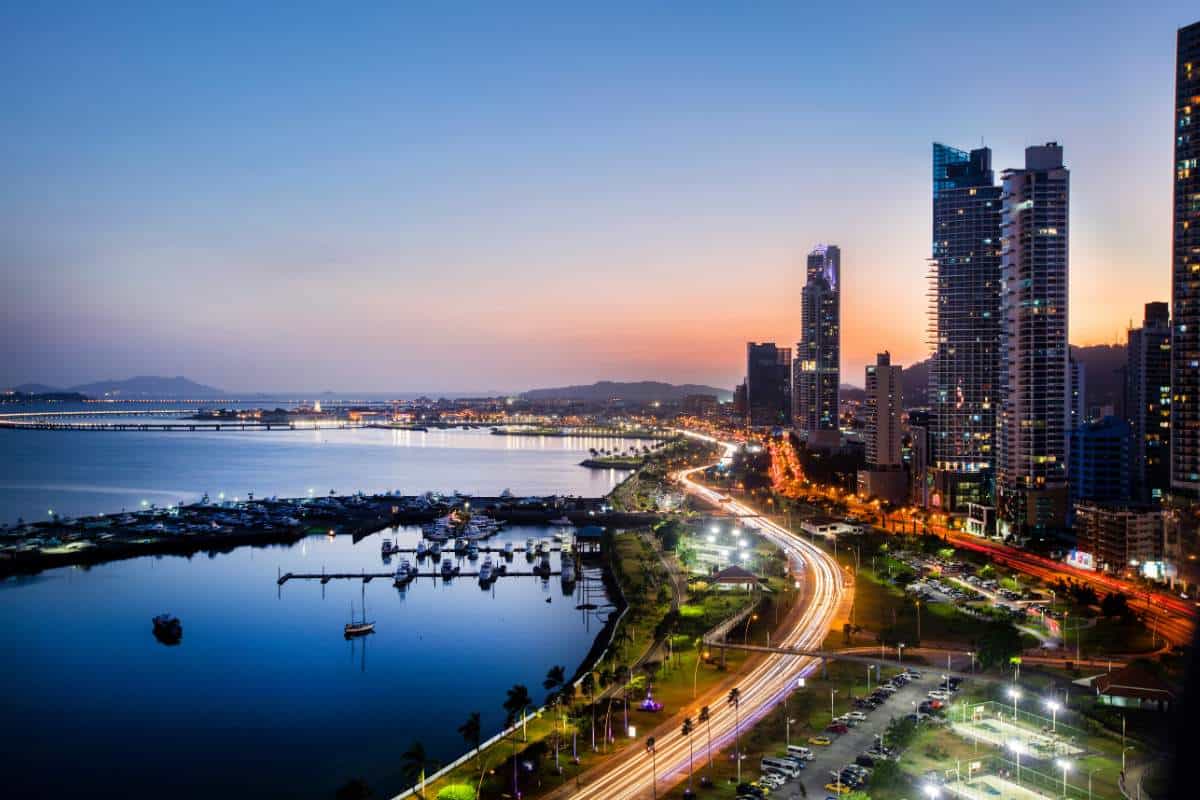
[522, 381, 732, 404]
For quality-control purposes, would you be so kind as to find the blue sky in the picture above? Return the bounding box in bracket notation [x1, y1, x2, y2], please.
[2, 2, 1195, 392]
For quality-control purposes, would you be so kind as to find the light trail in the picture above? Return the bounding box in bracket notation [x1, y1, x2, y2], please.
[562, 432, 845, 799]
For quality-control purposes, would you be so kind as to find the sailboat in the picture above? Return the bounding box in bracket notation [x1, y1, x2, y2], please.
[344, 583, 375, 638]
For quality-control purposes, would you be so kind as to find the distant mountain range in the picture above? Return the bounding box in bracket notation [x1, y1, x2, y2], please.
[522, 381, 732, 404]
[8, 376, 227, 399]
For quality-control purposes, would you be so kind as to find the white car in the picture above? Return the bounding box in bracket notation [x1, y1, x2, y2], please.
[847, 711, 868, 721]
[927, 690, 950, 700]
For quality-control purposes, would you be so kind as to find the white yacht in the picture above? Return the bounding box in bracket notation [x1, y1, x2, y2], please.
[503, 541, 514, 558]
[478, 558, 494, 584]
[561, 559, 576, 585]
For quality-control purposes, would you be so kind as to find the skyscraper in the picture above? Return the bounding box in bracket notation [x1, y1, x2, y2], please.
[928, 144, 1003, 513]
[1126, 302, 1171, 503]
[1171, 21, 1200, 495]
[745, 342, 792, 428]
[865, 352, 903, 468]
[996, 143, 1070, 535]
[794, 244, 841, 448]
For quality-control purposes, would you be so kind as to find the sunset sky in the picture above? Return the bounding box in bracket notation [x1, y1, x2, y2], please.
[2, 3, 1194, 393]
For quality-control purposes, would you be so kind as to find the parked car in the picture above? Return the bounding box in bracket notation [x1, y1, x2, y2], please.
[809, 736, 832, 746]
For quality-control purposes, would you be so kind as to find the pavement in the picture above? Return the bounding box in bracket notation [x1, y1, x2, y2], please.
[751, 670, 946, 799]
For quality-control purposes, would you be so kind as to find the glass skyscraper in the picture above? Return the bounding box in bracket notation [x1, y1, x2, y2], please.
[1171, 21, 1200, 496]
[996, 143, 1070, 535]
[794, 244, 841, 446]
[927, 143, 1002, 513]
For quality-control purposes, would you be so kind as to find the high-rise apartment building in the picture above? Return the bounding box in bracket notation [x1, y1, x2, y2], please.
[865, 352, 903, 468]
[1127, 302, 1172, 502]
[745, 342, 792, 428]
[795, 244, 841, 447]
[996, 143, 1070, 535]
[1171, 21, 1200, 495]
[1068, 416, 1132, 509]
[928, 144, 1003, 513]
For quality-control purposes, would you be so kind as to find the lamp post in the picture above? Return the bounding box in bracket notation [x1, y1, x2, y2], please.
[831, 688, 838, 722]
[1009, 686, 1022, 723]
[1045, 699, 1061, 734]
[692, 649, 710, 699]
[1056, 759, 1071, 799]
[786, 716, 796, 748]
[898, 642, 906, 666]
[1008, 739, 1025, 786]
[646, 737, 657, 800]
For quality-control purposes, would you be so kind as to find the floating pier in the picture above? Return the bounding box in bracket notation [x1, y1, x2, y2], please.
[277, 570, 562, 585]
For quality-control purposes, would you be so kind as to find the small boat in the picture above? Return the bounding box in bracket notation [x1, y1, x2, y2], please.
[440, 558, 454, 579]
[561, 560, 576, 585]
[429, 541, 442, 556]
[549, 515, 572, 526]
[525, 538, 536, 553]
[536, 540, 549, 554]
[467, 542, 479, 559]
[393, 558, 414, 586]
[152, 613, 183, 645]
[535, 554, 552, 577]
[479, 558, 494, 585]
[454, 537, 469, 552]
[416, 540, 428, 558]
[344, 586, 375, 638]
[380, 538, 396, 555]
[503, 541, 514, 558]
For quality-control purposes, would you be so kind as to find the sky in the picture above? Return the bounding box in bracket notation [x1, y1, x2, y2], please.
[1, 2, 1195, 393]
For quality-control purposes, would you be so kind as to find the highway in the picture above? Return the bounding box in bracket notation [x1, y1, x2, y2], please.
[767, 436, 1197, 648]
[557, 433, 846, 799]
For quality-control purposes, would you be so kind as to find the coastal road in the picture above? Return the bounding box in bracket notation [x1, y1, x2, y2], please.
[552, 433, 845, 799]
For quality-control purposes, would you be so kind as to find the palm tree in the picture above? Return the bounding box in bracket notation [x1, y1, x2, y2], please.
[504, 684, 533, 740]
[681, 717, 695, 795]
[543, 665, 567, 771]
[400, 741, 431, 797]
[580, 672, 597, 751]
[619, 664, 633, 733]
[646, 736, 658, 800]
[699, 705, 713, 780]
[458, 711, 482, 768]
[503, 684, 532, 798]
[728, 687, 742, 783]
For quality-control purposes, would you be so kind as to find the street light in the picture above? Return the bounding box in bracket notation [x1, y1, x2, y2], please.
[1045, 699, 1061, 733]
[1056, 759, 1071, 799]
[1009, 686, 1022, 722]
[1008, 739, 1025, 786]
[923, 784, 940, 800]
[831, 688, 838, 722]
[898, 642, 906, 665]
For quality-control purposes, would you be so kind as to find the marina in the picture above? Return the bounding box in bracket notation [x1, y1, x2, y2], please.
[0, 521, 615, 799]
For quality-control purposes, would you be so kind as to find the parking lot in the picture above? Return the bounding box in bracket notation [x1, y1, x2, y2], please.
[745, 669, 944, 799]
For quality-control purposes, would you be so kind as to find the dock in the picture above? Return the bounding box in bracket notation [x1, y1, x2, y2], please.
[277, 570, 563, 585]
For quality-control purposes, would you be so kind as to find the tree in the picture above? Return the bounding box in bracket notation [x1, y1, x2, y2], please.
[457, 711, 482, 768]
[681, 716, 695, 794]
[401, 741, 432, 798]
[728, 687, 742, 782]
[1101, 592, 1132, 619]
[975, 620, 1023, 669]
[699, 705, 713, 779]
[580, 672, 597, 751]
[502, 685, 532, 798]
[543, 665, 567, 772]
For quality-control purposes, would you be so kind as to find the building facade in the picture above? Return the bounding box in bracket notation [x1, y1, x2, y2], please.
[928, 144, 1003, 513]
[996, 143, 1071, 535]
[1172, 21, 1200, 495]
[745, 342, 792, 428]
[865, 351, 903, 467]
[1074, 503, 1163, 576]
[1068, 416, 1132, 508]
[795, 244, 841, 446]
[1127, 302, 1172, 503]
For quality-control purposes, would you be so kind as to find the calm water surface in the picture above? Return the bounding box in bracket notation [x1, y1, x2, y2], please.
[0, 421, 631, 798]
[0, 425, 637, 522]
[0, 525, 612, 799]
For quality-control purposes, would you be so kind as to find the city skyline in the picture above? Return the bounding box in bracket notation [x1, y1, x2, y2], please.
[2, 4, 1195, 393]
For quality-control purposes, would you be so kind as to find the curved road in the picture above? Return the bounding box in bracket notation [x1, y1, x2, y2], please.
[558, 433, 845, 799]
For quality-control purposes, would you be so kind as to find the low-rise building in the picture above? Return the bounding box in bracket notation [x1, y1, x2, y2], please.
[1073, 503, 1163, 576]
